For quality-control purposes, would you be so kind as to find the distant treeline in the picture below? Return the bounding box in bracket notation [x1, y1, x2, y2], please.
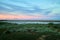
[0, 20, 60, 22]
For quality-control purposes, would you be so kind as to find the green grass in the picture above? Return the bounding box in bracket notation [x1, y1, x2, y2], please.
[0, 21, 60, 40]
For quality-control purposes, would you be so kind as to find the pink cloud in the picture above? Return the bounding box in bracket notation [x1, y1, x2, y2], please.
[0, 14, 54, 20]
[0, 14, 40, 20]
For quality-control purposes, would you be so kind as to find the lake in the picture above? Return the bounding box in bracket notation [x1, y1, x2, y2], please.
[1, 20, 60, 24]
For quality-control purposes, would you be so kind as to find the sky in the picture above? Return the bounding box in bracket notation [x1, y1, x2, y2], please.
[0, 0, 60, 20]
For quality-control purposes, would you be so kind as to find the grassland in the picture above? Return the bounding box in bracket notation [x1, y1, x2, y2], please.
[0, 21, 60, 40]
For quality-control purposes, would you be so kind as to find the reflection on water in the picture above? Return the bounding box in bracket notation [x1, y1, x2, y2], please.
[2, 21, 60, 24]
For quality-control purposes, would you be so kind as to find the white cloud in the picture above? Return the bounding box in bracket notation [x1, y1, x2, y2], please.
[0, 4, 13, 10]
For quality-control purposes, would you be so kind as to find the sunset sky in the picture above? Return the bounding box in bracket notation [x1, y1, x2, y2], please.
[0, 0, 60, 20]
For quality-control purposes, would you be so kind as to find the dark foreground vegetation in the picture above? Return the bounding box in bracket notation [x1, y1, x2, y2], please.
[0, 21, 60, 40]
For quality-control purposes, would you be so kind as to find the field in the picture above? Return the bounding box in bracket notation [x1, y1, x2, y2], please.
[0, 21, 60, 40]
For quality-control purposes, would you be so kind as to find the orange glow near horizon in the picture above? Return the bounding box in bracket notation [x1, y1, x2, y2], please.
[0, 14, 40, 20]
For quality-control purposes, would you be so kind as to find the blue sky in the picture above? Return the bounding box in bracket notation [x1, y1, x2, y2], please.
[0, 0, 60, 20]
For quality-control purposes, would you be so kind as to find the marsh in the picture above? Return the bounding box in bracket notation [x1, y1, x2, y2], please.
[0, 21, 60, 40]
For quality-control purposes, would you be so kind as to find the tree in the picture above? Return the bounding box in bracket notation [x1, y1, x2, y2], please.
[48, 22, 54, 28]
